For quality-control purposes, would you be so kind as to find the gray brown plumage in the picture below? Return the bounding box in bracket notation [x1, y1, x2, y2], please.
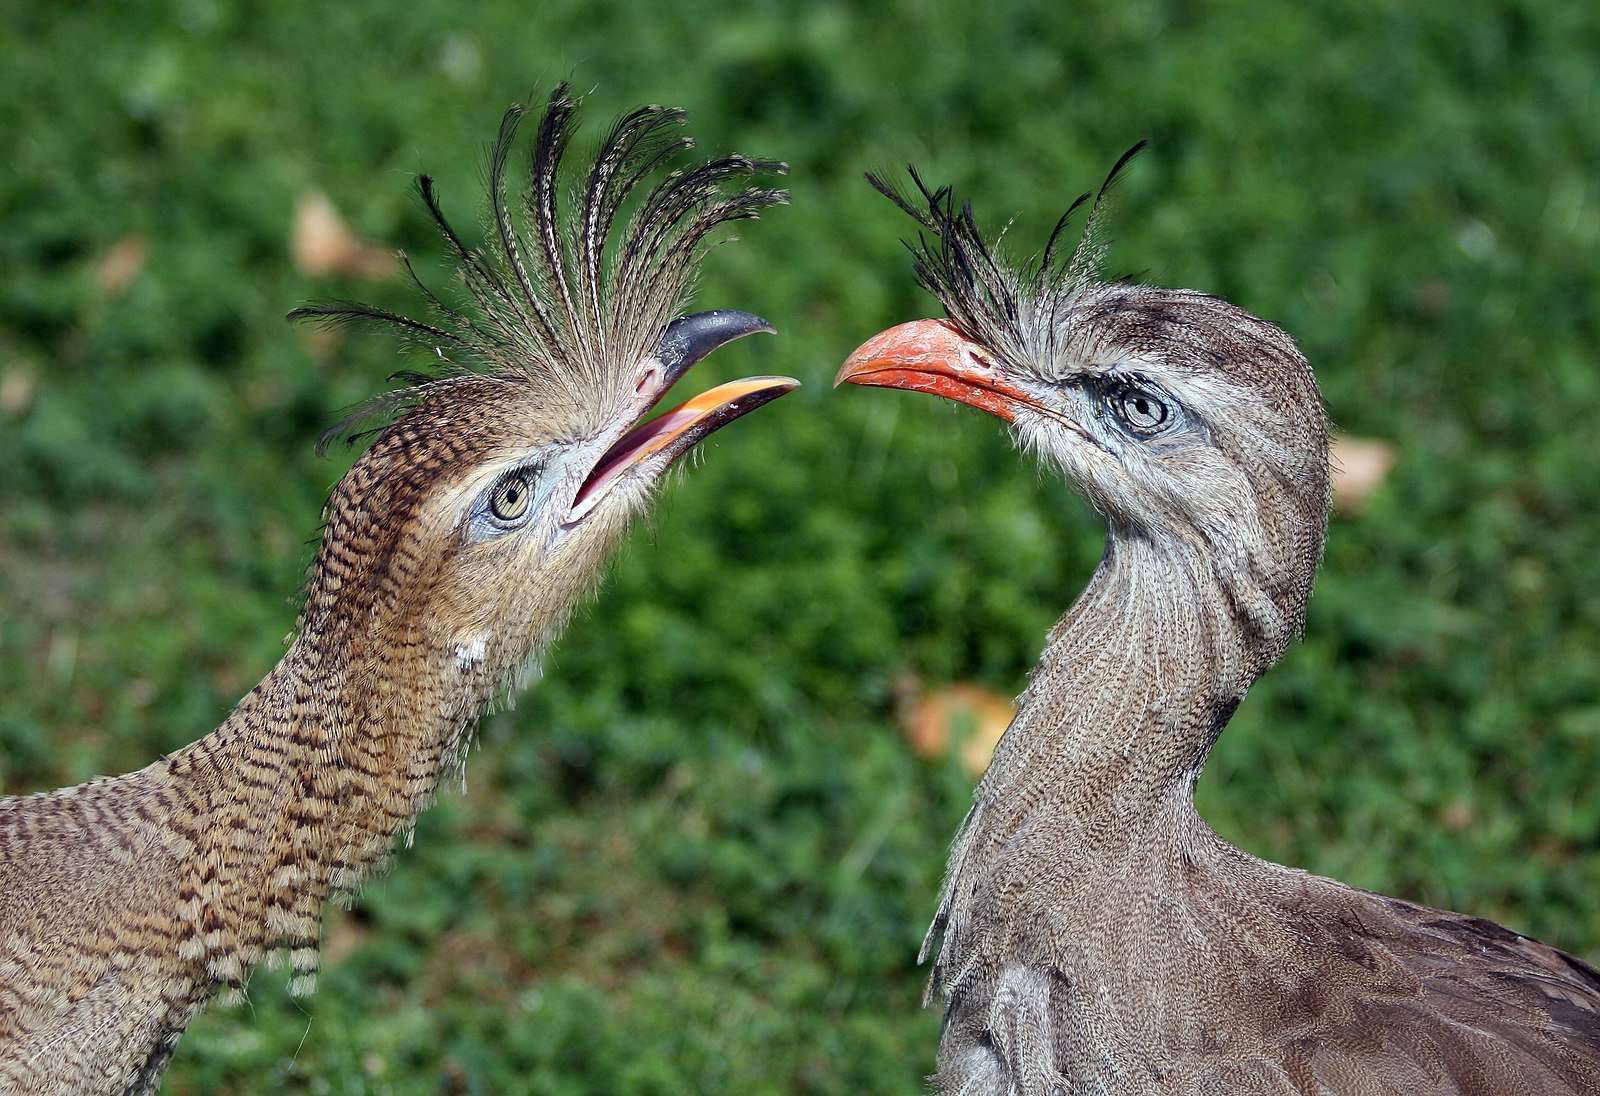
[837, 160, 1600, 1094]
[0, 85, 793, 1095]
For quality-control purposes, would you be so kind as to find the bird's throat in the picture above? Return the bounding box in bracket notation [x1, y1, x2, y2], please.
[976, 533, 1268, 834]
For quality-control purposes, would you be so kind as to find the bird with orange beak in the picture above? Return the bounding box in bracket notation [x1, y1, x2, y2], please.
[838, 159, 1600, 1095]
[0, 85, 794, 1095]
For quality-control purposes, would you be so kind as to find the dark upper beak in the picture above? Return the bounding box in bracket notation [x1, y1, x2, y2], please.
[569, 311, 798, 519]
[834, 318, 1036, 422]
[656, 310, 777, 387]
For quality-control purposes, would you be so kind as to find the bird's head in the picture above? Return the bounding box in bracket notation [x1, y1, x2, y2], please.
[838, 156, 1330, 653]
[291, 86, 795, 688]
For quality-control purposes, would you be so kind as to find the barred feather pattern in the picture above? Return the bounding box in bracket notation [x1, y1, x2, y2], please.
[0, 86, 786, 1095]
[866, 170, 1600, 1094]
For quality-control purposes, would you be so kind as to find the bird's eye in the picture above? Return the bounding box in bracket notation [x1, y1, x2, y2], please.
[489, 472, 531, 522]
[470, 464, 544, 539]
[1109, 385, 1175, 436]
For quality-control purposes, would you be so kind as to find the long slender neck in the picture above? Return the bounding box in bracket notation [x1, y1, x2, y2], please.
[921, 521, 1312, 998]
[160, 608, 494, 993]
[974, 529, 1287, 843]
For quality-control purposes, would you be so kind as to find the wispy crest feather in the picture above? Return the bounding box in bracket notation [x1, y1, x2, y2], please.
[866, 142, 1145, 370]
[292, 83, 787, 449]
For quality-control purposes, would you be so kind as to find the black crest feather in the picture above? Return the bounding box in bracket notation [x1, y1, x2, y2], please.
[292, 83, 788, 450]
[866, 142, 1146, 369]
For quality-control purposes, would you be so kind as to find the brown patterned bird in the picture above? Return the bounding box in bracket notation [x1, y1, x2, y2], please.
[0, 85, 794, 1094]
[837, 158, 1600, 1094]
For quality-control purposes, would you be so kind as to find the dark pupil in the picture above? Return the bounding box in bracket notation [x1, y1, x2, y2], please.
[494, 477, 526, 517]
[1125, 392, 1164, 427]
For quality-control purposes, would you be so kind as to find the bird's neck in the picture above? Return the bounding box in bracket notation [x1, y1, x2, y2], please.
[158, 614, 498, 992]
[977, 529, 1288, 839]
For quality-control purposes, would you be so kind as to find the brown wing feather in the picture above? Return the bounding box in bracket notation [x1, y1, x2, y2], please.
[1278, 888, 1600, 1096]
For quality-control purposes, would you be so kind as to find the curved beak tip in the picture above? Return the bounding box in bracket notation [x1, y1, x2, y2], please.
[831, 318, 1025, 423]
[835, 318, 967, 387]
[570, 373, 798, 521]
[657, 309, 776, 383]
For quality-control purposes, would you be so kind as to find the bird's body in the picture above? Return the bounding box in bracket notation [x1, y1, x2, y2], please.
[839, 168, 1600, 1094]
[0, 86, 794, 1094]
[930, 532, 1600, 1095]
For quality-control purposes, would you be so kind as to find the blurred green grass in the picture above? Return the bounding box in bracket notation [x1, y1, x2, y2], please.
[3, 0, 1598, 1091]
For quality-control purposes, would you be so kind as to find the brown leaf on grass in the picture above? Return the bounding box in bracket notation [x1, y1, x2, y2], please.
[1438, 800, 1475, 832]
[293, 189, 396, 280]
[0, 361, 36, 417]
[94, 234, 150, 298]
[897, 675, 1017, 778]
[1330, 434, 1396, 515]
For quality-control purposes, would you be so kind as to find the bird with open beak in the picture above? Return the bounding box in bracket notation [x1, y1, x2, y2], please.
[837, 158, 1600, 1095]
[0, 85, 793, 1095]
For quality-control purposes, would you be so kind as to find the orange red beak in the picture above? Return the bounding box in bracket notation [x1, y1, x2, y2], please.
[834, 319, 1032, 422]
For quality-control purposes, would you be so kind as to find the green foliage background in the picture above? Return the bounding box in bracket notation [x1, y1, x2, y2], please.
[2, 0, 1597, 1091]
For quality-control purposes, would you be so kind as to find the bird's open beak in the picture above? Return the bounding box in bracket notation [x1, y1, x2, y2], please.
[834, 318, 1034, 422]
[569, 311, 798, 521]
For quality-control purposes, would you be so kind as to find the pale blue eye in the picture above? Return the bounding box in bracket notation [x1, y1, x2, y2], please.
[1102, 379, 1183, 438]
[1118, 389, 1169, 432]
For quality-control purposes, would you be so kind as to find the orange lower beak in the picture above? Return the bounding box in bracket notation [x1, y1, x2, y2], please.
[568, 375, 798, 521]
[603, 375, 800, 472]
[834, 319, 1032, 422]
